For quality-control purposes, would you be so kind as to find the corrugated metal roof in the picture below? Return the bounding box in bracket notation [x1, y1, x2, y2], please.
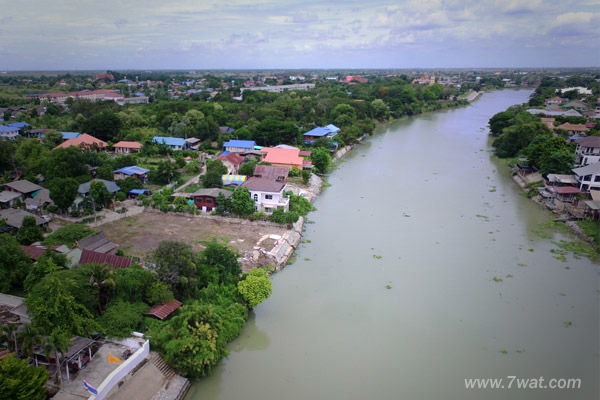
[113, 166, 150, 175]
[152, 136, 186, 147]
[223, 140, 255, 149]
[79, 248, 132, 269]
[145, 300, 182, 320]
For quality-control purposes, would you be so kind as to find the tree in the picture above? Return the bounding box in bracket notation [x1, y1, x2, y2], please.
[43, 147, 89, 181]
[301, 169, 310, 184]
[42, 329, 72, 385]
[238, 160, 257, 176]
[202, 159, 227, 188]
[89, 180, 112, 209]
[24, 254, 68, 291]
[312, 147, 332, 174]
[42, 223, 94, 246]
[113, 266, 156, 303]
[0, 355, 48, 400]
[82, 110, 122, 142]
[215, 192, 231, 215]
[96, 164, 114, 180]
[198, 241, 242, 285]
[237, 268, 272, 308]
[26, 271, 99, 336]
[151, 241, 198, 297]
[43, 129, 63, 149]
[174, 196, 188, 212]
[231, 187, 254, 216]
[149, 301, 247, 378]
[97, 300, 149, 339]
[371, 99, 389, 120]
[152, 160, 180, 185]
[146, 281, 175, 305]
[493, 122, 551, 158]
[16, 324, 42, 358]
[0, 234, 33, 292]
[80, 263, 116, 313]
[17, 216, 43, 245]
[48, 178, 79, 212]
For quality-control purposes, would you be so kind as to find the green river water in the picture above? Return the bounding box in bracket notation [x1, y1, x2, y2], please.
[188, 90, 599, 400]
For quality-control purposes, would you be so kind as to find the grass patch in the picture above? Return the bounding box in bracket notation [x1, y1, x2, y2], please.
[184, 184, 201, 193]
[576, 220, 600, 251]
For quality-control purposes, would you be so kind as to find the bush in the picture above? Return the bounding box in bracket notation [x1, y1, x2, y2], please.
[238, 268, 272, 308]
[43, 223, 94, 246]
[116, 191, 127, 202]
[249, 212, 267, 221]
[97, 300, 150, 339]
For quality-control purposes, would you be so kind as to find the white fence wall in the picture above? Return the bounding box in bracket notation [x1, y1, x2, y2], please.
[89, 340, 150, 400]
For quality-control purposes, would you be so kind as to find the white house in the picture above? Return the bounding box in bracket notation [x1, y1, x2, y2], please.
[574, 136, 600, 166]
[241, 177, 289, 214]
[572, 163, 600, 192]
[0, 125, 20, 140]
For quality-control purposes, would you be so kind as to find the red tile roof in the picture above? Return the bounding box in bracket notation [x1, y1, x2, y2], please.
[54, 133, 108, 150]
[79, 249, 132, 269]
[20, 245, 48, 260]
[113, 141, 142, 149]
[218, 152, 244, 167]
[145, 300, 182, 320]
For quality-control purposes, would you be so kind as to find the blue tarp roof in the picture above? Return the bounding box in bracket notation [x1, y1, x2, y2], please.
[61, 131, 81, 140]
[129, 189, 150, 194]
[6, 122, 30, 128]
[113, 166, 150, 175]
[221, 150, 230, 156]
[152, 136, 186, 147]
[223, 140, 255, 149]
[135, 92, 145, 96]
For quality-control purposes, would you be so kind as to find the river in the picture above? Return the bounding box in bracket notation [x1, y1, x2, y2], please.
[188, 90, 599, 400]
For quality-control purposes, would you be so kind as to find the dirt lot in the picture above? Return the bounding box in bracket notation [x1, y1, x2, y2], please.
[98, 212, 289, 262]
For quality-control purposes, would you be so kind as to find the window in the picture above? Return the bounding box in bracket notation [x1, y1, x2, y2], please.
[206, 198, 212, 203]
[253, 194, 258, 202]
[265, 194, 273, 200]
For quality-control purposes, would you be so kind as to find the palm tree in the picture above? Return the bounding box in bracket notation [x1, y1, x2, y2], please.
[0, 324, 19, 352]
[85, 263, 116, 313]
[43, 329, 72, 386]
[16, 323, 42, 359]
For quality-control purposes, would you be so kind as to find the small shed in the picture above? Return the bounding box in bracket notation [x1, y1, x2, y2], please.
[145, 300, 182, 320]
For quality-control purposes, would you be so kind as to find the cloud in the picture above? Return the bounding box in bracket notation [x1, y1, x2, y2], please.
[114, 18, 128, 29]
[497, 0, 544, 14]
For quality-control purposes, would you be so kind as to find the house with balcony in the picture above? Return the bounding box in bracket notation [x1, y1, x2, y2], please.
[572, 162, 600, 192]
[574, 136, 600, 166]
[241, 177, 289, 214]
[190, 188, 232, 212]
[0, 125, 20, 140]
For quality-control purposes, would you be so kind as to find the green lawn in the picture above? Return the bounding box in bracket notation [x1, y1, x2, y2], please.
[576, 220, 600, 251]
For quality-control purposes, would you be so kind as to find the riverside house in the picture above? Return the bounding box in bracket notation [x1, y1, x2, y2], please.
[113, 166, 150, 184]
[113, 141, 142, 154]
[260, 147, 312, 170]
[572, 163, 600, 192]
[152, 136, 185, 151]
[190, 188, 232, 212]
[574, 136, 600, 166]
[223, 140, 256, 153]
[241, 177, 289, 214]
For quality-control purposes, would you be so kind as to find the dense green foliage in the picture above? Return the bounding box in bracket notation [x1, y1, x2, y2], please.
[0, 355, 49, 400]
[238, 268, 272, 308]
[97, 300, 150, 339]
[42, 223, 94, 246]
[16, 216, 43, 245]
[0, 234, 33, 292]
[231, 187, 254, 216]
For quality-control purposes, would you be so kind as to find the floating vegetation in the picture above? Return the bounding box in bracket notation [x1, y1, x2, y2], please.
[321, 182, 332, 188]
[476, 214, 489, 219]
[303, 257, 311, 261]
[306, 220, 315, 224]
[528, 248, 534, 252]
[531, 229, 552, 239]
[306, 239, 311, 243]
[488, 232, 494, 234]
[552, 240, 596, 261]
[560, 293, 566, 296]
[373, 254, 383, 259]
[500, 349, 508, 354]
[506, 274, 513, 278]
[403, 213, 411, 217]
[386, 285, 392, 289]
[550, 248, 568, 262]
[489, 187, 497, 192]
[516, 349, 525, 353]
[564, 321, 573, 327]
[518, 263, 527, 267]
[492, 277, 503, 282]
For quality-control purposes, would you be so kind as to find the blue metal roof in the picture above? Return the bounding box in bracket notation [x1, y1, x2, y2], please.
[6, 122, 30, 128]
[223, 140, 255, 149]
[221, 150, 230, 156]
[0, 126, 19, 132]
[152, 136, 186, 147]
[61, 131, 81, 140]
[325, 124, 340, 133]
[129, 189, 150, 194]
[113, 166, 150, 175]
[135, 92, 145, 96]
[303, 127, 329, 137]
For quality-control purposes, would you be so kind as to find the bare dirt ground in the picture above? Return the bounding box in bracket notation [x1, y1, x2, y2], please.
[98, 212, 288, 262]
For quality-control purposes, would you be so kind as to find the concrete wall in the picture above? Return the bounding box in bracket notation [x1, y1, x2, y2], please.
[89, 340, 149, 400]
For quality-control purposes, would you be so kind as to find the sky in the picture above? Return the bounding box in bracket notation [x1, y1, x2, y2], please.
[0, 0, 598, 70]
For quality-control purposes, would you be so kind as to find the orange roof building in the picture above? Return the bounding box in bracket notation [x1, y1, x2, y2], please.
[53, 133, 108, 151]
[113, 141, 142, 154]
[261, 147, 312, 169]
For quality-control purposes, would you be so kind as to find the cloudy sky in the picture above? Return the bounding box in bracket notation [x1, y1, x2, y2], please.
[0, 0, 598, 70]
